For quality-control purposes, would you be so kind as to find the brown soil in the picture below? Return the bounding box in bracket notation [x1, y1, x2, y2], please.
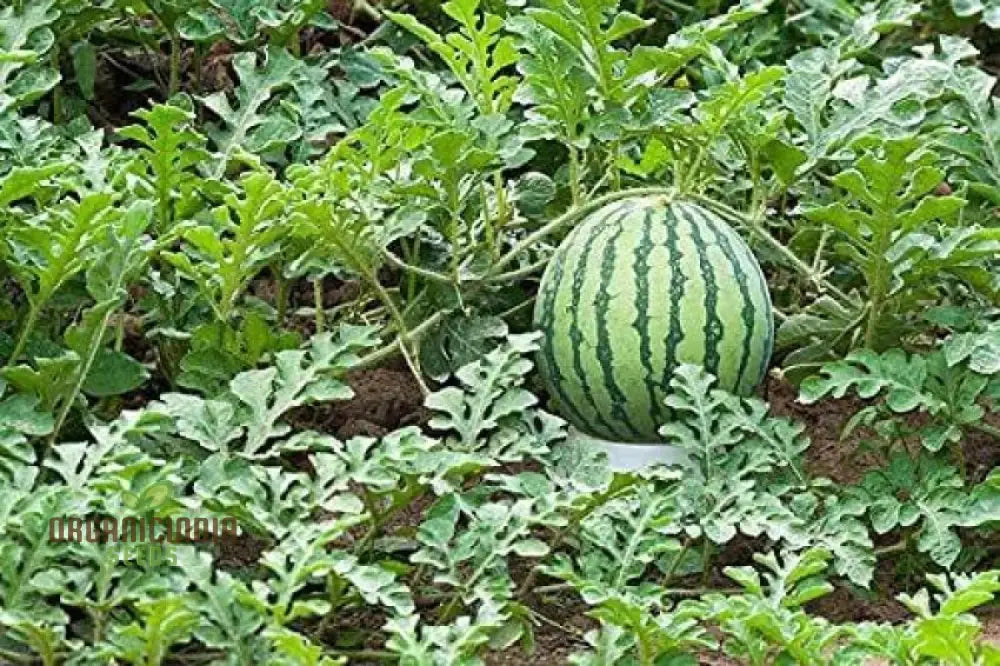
[983, 612, 1000, 646]
[214, 531, 269, 570]
[321, 366, 428, 439]
[484, 593, 595, 666]
[764, 373, 884, 486]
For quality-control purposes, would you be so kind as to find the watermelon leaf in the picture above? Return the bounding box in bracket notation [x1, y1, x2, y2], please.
[800, 346, 993, 453]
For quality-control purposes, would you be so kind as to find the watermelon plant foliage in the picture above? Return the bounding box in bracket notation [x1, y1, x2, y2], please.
[1, 0, 1000, 663]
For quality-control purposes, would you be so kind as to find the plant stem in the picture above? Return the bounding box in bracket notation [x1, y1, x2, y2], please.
[487, 256, 549, 284]
[971, 421, 1000, 441]
[491, 186, 676, 276]
[354, 479, 424, 554]
[661, 538, 691, 587]
[567, 144, 582, 206]
[352, 0, 383, 21]
[353, 311, 446, 371]
[383, 250, 453, 284]
[313, 277, 325, 333]
[47, 310, 114, 452]
[5, 303, 40, 369]
[496, 298, 535, 321]
[327, 649, 397, 662]
[359, 486, 382, 538]
[368, 270, 429, 395]
[700, 540, 713, 586]
[953, 439, 968, 480]
[275, 273, 289, 328]
[491, 171, 509, 260]
[609, 141, 622, 191]
[864, 223, 891, 350]
[168, 31, 181, 97]
[115, 314, 125, 352]
[874, 539, 908, 557]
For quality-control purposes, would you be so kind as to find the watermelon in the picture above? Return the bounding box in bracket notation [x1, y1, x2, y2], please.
[533, 196, 773, 442]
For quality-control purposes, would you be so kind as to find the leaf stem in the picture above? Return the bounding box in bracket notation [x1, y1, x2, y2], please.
[971, 421, 1000, 441]
[354, 478, 424, 554]
[275, 271, 290, 328]
[491, 187, 676, 276]
[487, 257, 549, 284]
[47, 309, 113, 450]
[313, 277, 325, 333]
[874, 539, 908, 557]
[383, 249, 453, 284]
[516, 476, 640, 599]
[5, 302, 40, 369]
[661, 537, 692, 587]
[167, 30, 182, 97]
[700, 539, 713, 586]
[353, 311, 446, 371]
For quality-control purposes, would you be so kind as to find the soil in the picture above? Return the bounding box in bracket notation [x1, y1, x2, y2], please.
[763, 372, 883, 485]
[483, 593, 594, 666]
[291, 364, 428, 440]
[214, 531, 270, 571]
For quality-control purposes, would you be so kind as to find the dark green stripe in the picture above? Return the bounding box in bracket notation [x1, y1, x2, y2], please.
[594, 215, 645, 440]
[664, 205, 686, 388]
[694, 206, 757, 393]
[536, 243, 593, 431]
[684, 207, 723, 378]
[632, 209, 662, 431]
[565, 207, 631, 439]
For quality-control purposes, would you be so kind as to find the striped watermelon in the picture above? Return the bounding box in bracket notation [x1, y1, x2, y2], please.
[533, 196, 773, 442]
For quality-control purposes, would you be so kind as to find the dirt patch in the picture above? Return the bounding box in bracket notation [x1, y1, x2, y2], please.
[328, 367, 428, 438]
[764, 373, 885, 486]
[286, 363, 427, 440]
[982, 612, 1000, 646]
[214, 532, 269, 570]
[809, 584, 909, 625]
[485, 593, 594, 666]
[962, 420, 1000, 484]
[765, 371, 1000, 486]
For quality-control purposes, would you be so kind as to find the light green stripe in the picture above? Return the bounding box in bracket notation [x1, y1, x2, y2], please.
[685, 205, 752, 392]
[593, 212, 645, 440]
[673, 206, 709, 369]
[535, 240, 593, 430]
[743, 237, 775, 390]
[644, 205, 672, 429]
[552, 201, 635, 438]
[574, 204, 638, 440]
[684, 204, 723, 378]
[628, 207, 662, 439]
[550, 214, 615, 437]
[662, 203, 687, 388]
